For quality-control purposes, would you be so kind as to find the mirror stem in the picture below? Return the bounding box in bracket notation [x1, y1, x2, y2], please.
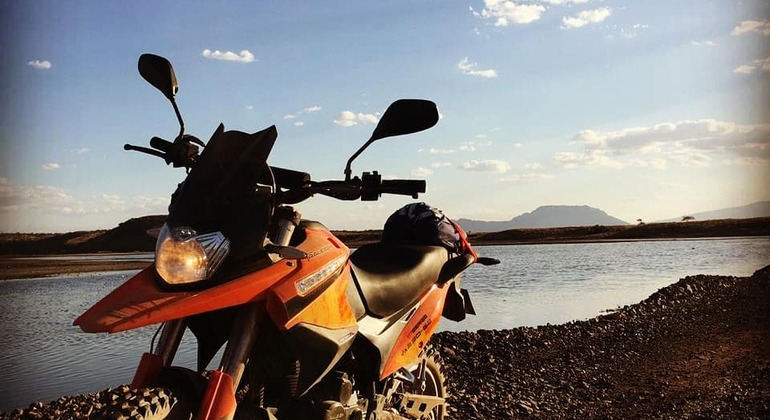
[344, 137, 374, 181]
[171, 98, 185, 140]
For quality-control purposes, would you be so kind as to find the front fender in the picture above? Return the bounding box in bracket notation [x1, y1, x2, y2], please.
[74, 262, 296, 333]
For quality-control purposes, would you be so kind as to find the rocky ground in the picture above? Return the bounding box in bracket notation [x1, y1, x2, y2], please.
[2, 266, 768, 419]
[434, 266, 770, 419]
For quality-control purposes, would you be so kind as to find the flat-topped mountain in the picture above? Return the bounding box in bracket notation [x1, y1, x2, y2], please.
[457, 205, 629, 233]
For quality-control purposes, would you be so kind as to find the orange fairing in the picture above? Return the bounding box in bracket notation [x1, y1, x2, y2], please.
[74, 227, 349, 333]
[267, 262, 357, 330]
[380, 282, 449, 380]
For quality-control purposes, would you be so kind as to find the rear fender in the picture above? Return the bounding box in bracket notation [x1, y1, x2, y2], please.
[442, 279, 475, 322]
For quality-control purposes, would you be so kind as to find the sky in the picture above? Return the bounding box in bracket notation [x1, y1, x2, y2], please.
[1, 0, 768, 233]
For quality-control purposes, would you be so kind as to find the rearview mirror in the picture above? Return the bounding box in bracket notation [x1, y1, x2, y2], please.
[345, 99, 439, 180]
[138, 54, 178, 100]
[370, 99, 439, 141]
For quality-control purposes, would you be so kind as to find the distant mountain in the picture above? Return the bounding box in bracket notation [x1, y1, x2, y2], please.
[457, 205, 629, 232]
[659, 201, 770, 222]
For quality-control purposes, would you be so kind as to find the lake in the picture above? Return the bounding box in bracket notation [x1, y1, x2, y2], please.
[0, 237, 768, 411]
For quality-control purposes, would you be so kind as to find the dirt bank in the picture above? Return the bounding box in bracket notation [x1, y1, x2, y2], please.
[2, 267, 768, 419]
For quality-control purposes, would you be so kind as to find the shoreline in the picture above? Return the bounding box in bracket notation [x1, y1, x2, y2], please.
[0, 258, 150, 281]
[3, 235, 767, 280]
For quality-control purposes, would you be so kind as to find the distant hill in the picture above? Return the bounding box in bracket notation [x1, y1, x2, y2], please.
[457, 205, 629, 233]
[0, 215, 165, 255]
[1, 214, 769, 255]
[659, 201, 770, 222]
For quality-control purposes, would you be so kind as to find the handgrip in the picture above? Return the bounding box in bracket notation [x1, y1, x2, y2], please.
[150, 136, 173, 153]
[380, 179, 426, 198]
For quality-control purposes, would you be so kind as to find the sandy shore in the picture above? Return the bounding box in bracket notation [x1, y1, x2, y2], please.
[1, 266, 768, 419]
[0, 258, 150, 280]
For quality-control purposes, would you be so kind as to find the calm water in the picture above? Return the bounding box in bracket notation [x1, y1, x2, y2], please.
[0, 237, 768, 411]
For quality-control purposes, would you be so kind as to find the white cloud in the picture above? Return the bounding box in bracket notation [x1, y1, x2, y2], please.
[0, 179, 170, 231]
[201, 49, 255, 63]
[499, 172, 554, 182]
[731, 20, 770, 36]
[472, 0, 546, 26]
[524, 162, 544, 170]
[561, 7, 612, 29]
[333, 111, 379, 127]
[692, 40, 716, 47]
[459, 159, 511, 173]
[554, 150, 624, 168]
[283, 106, 321, 123]
[555, 119, 770, 169]
[429, 148, 456, 155]
[615, 23, 649, 39]
[42, 163, 61, 171]
[733, 56, 770, 74]
[458, 57, 498, 78]
[293, 121, 305, 127]
[0, 180, 72, 213]
[539, 0, 591, 4]
[459, 144, 476, 152]
[77, 148, 90, 154]
[734, 64, 756, 74]
[245, 105, 254, 110]
[431, 162, 452, 168]
[412, 167, 434, 177]
[27, 60, 52, 70]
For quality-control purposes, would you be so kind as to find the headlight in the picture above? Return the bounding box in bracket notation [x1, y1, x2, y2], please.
[155, 224, 230, 284]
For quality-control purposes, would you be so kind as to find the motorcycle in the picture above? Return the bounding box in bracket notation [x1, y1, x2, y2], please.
[74, 54, 499, 420]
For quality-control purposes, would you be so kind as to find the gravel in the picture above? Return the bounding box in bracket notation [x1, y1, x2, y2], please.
[3, 266, 768, 419]
[434, 265, 770, 419]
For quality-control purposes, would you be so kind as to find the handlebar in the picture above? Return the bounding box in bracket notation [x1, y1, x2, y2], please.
[127, 133, 425, 203]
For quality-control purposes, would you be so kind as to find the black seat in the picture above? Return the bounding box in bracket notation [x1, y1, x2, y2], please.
[350, 243, 448, 318]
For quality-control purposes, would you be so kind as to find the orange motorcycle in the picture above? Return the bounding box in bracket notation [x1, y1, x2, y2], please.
[75, 54, 498, 420]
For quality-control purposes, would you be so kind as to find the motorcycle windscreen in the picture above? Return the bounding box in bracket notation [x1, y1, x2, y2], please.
[168, 124, 278, 261]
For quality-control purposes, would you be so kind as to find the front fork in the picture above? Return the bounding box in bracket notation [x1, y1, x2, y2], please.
[132, 206, 302, 420]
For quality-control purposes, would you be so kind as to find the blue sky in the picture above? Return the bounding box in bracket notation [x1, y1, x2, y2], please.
[1, 0, 768, 232]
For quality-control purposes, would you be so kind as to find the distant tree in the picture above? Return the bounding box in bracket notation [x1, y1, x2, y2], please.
[681, 215, 695, 222]
[636, 218, 645, 225]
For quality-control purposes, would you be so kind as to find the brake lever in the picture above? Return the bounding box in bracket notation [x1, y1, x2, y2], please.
[124, 143, 167, 160]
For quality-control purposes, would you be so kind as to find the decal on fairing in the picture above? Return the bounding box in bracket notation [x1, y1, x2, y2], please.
[401, 313, 432, 357]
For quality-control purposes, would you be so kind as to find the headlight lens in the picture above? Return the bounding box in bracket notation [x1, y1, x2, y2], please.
[155, 224, 230, 284]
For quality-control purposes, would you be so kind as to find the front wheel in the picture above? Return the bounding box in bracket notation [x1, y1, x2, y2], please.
[88, 385, 177, 419]
[98, 367, 207, 419]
